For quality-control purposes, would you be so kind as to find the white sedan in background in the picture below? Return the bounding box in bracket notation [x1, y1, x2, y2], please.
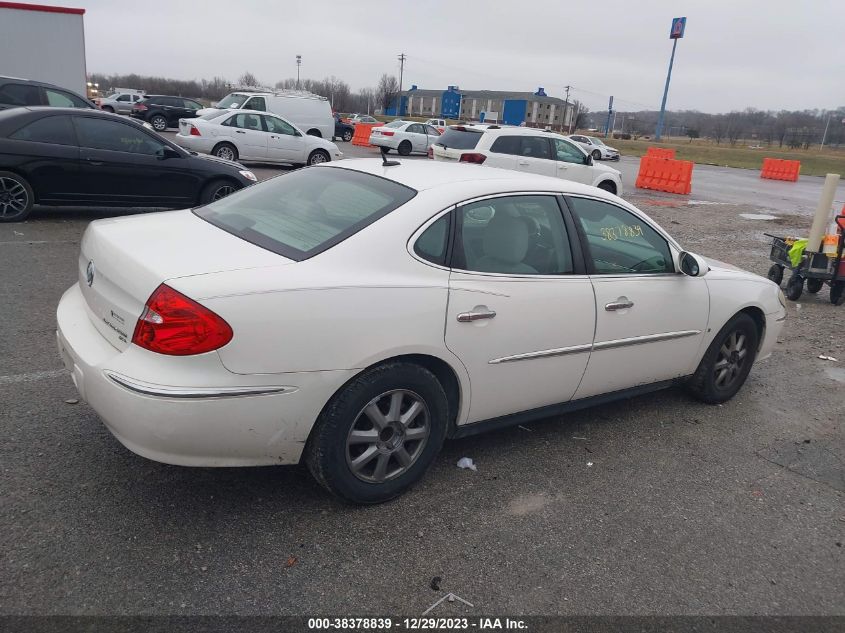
[370, 120, 442, 156]
[56, 160, 785, 504]
[174, 109, 343, 166]
[568, 134, 620, 160]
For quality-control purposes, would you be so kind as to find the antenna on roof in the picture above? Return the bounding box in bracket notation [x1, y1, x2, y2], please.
[380, 145, 400, 167]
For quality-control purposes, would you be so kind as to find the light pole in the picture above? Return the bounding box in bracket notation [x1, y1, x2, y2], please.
[296, 55, 302, 89]
[819, 113, 832, 150]
[655, 17, 686, 141]
[397, 53, 406, 116]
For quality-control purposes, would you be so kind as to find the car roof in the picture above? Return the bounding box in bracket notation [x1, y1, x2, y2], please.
[327, 159, 614, 198]
[0, 75, 65, 89]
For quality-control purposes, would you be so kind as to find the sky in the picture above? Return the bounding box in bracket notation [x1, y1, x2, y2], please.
[68, 0, 845, 114]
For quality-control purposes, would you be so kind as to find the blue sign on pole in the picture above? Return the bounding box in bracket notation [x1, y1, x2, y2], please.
[670, 17, 686, 39]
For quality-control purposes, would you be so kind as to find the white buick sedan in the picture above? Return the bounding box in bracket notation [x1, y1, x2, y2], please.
[56, 160, 786, 503]
[173, 109, 343, 166]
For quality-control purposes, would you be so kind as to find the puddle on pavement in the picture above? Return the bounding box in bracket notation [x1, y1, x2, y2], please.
[739, 213, 779, 220]
[824, 367, 845, 383]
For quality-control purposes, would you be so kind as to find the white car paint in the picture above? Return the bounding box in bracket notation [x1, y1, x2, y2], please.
[432, 125, 623, 195]
[56, 160, 785, 489]
[568, 134, 620, 160]
[370, 120, 442, 155]
[346, 114, 379, 124]
[197, 90, 334, 140]
[425, 118, 446, 132]
[172, 109, 342, 165]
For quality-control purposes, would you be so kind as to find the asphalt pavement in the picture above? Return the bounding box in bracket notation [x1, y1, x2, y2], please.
[1, 136, 843, 617]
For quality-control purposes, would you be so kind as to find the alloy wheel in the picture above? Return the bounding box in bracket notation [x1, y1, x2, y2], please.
[0, 177, 28, 219]
[216, 146, 235, 161]
[152, 117, 166, 131]
[345, 389, 431, 483]
[309, 151, 328, 165]
[211, 185, 235, 201]
[714, 331, 747, 389]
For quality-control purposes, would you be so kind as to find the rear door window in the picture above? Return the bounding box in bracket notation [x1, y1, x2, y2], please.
[435, 128, 483, 149]
[0, 83, 43, 106]
[489, 136, 521, 155]
[520, 136, 552, 160]
[10, 115, 76, 145]
[195, 167, 417, 260]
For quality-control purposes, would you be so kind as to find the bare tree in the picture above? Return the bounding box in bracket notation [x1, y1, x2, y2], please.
[237, 71, 260, 88]
[376, 74, 400, 113]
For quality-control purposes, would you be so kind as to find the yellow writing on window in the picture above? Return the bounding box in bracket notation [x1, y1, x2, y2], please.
[600, 224, 644, 241]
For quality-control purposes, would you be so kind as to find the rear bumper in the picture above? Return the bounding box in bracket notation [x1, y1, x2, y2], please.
[56, 283, 354, 467]
[369, 135, 400, 150]
[173, 133, 214, 153]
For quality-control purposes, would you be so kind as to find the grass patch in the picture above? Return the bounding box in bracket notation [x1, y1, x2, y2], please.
[611, 138, 845, 177]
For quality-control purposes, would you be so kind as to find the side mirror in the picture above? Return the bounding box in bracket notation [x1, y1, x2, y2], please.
[584, 154, 593, 166]
[679, 251, 708, 277]
[158, 147, 181, 160]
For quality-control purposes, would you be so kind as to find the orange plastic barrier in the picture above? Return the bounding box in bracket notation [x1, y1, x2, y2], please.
[645, 147, 676, 160]
[635, 156, 693, 195]
[760, 158, 800, 182]
[351, 122, 382, 147]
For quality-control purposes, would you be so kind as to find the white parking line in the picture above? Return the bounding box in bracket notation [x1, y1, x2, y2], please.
[0, 369, 67, 385]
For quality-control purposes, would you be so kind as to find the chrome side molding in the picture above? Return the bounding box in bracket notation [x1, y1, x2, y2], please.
[103, 371, 294, 399]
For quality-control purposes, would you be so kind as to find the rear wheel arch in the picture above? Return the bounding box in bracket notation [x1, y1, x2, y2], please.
[306, 128, 322, 137]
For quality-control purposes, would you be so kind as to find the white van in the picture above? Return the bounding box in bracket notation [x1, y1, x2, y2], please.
[197, 90, 334, 140]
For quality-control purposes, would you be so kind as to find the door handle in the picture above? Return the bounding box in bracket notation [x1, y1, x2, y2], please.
[457, 309, 496, 322]
[235, 130, 245, 134]
[605, 298, 634, 311]
[518, 160, 529, 166]
[557, 164, 568, 169]
[85, 159, 104, 166]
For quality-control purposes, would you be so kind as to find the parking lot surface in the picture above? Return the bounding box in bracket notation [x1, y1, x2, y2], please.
[1, 144, 843, 616]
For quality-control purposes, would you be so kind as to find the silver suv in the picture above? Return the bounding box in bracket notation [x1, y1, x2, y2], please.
[432, 125, 623, 195]
[97, 90, 144, 114]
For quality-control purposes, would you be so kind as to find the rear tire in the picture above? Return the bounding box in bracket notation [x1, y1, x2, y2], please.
[831, 282, 844, 306]
[0, 171, 34, 222]
[398, 140, 412, 156]
[686, 313, 759, 404]
[101, 105, 114, 113]
[150, 114, 167, 132]
[212, 142, 238, 162]
[806, 278, 824, 294]
[305, 362, 448, 504]
[767, 264, 784, 286]
[200, 179, 238, 204]
[342, 129, 353, 142]
[785, 274, 803, 301]
[597, 180, 617, 195]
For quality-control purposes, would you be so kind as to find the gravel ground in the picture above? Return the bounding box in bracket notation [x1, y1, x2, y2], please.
[0, 162, 843, 618]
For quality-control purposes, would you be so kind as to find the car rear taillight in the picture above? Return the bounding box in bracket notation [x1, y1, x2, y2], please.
[132, 284, 233, 356]
[134, 104, 148, 111]
[189, 125, 201, 136]
[459, 152, 487, 164]
[427, 147, 433, 159]
[381, 130, 394, 136]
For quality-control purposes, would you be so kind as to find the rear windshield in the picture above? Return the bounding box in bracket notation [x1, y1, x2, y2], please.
[385, 120, 406, 128]
[435, 128, 483, 149]
[194, 167, 417, 261]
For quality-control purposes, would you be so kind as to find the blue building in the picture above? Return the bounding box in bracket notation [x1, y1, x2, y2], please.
[387, 86, 573, 129]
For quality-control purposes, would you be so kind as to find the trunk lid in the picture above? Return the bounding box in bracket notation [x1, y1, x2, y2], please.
[78, 210, 291, 350]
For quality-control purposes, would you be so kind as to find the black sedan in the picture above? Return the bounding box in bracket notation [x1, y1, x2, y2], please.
[333, 113, 354, 142]
[0, 107, 256, 222]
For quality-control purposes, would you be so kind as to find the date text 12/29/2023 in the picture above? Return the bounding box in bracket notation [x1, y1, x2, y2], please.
[307, 617, 528, 630]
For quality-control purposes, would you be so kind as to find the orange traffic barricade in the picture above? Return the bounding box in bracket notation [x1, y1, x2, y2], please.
[760, 158, 800, 182]
[645, 147, 676, 160]
[635, 156, 693, 195]
[351, 122, 382, 148]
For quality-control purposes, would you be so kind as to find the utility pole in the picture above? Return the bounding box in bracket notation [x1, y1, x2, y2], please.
[656, 17, 686, 141]
[397, 53, 406, 116]
[564, 84, 572, 132]
[295, 55, 302, 89]
[819, 113, 832, 150]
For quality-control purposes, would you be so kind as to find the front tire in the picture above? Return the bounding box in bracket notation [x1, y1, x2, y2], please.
[767, 264, 784, 286]
[398, 140, 412, 156]
[307, 149, 330, 165]
[212, 142, 238, 162]
[806, 278, 824, 294]
[200, 179, 238, 204]
[305, 362, 448, 504]
[101, 105, 114, 113]
[591, 149, 602, 160]
[150, 114, 167, 132]
[687, 313, 759, 404]
[785, 274, 803, 301]
[0, 171, 35, 222]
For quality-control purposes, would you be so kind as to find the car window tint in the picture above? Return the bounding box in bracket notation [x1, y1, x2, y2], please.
[520, 137, 552, 159]
[195, 167, 417, 261]
[0, 83, 42, 106]
[263, 115, 296, 135]
[183, 99, 201, 110]
[10, 115, 76, 145]
[44, 88, 88, 108]
[489, 136, 521, 155]
[226, 113, 263, 130]
[116, 94, 130, 102]
[243, 97, 266, 111]
[414, 214, 450, 266]
[74, 117, 165, 155]
[568, 196, 673, 274]
[552, 138, 586, 164]
[385, 120, 405, 128]
[457, 196, 573, 275]
[435, 127, 483, 149]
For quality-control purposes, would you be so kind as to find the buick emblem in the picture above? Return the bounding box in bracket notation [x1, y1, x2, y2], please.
[86, 260, 95, 287]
